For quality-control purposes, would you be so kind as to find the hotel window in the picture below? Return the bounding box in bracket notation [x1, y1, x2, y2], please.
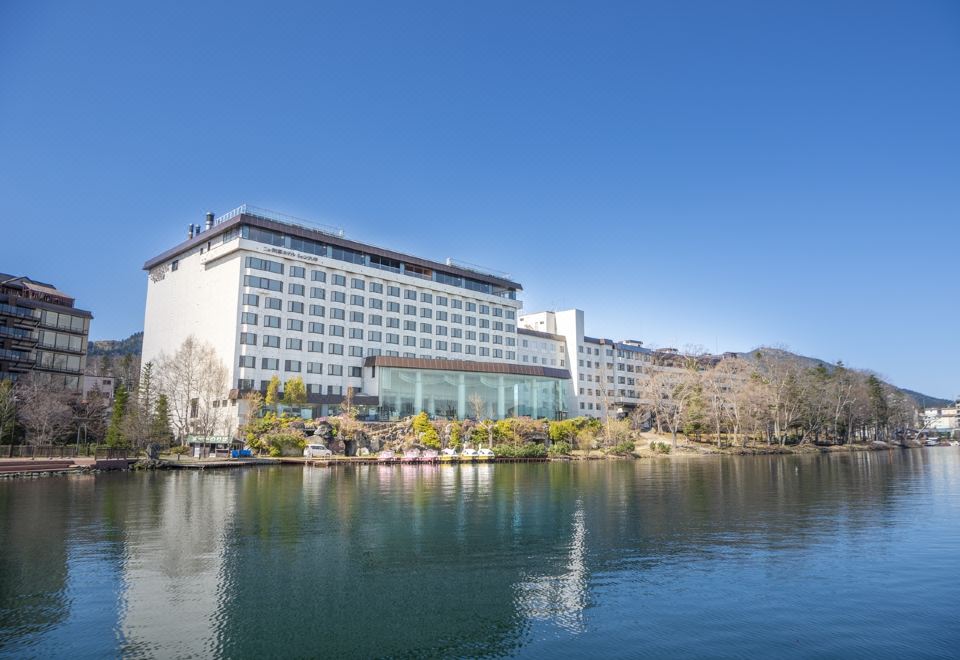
[420, 308, 432, 319]
[451, 328, 462, 338]
[328, 344, 344, 356]
[420, 338, 432, 349]
[309, 305, 325, 317]
[506, 324, 515, 332]
[264, 315, 281, 328]
[493, 321, 503, 331]
[479, 304, 490, 315]
[451, 313, 462, 324]
[404, 304, 416, 315]
[479, 333, 489, 343]
[245, 256, 284, 274]
[290, 266, 305, 278]
[492, 335, 503, 344]
[403, 336, 416, 347]
[351, 278, 365, 290]
[436, 310, 447, 321]
[288, 301, 304, 314]
[308, 341, 324, 352]
[386, 317, 400, 328]
[479, 319, 490, 329]
[307, 384, 322, 394]
[465, 302, 476, 312]
[171, 260, 179, 271]
[287, 319, 303, 332]
[243, 294, 259, 306]
[311, 271, 326, 282]
[328, 364, 343, 376]
[436, 340, 447, 351]
[349, 346, 364, 357]
[451, 343, 462, 353]
[329, 325, 345, 337]
[368, 298, 383, 310]
[403, 320, 417, 331]
[506, 351, 516, 360]
[420, 292, 432, 303]
[436, 326, 447, 336]
[450, 299, 463, 309]
[492, 307, 503, 317]
[241, 312, 258, 325]
[330, 308, 345, 320]
[465, 331, 476, 341]
[523, 355, 529, 362]
[349, 311, 364, 323]
[370, 282, 383, 293]
[465, 345, 477, 355]
[239, 355, 256, 368]
[465, 316, 476, 326]
[332, 274, 346, 286]
[387, 301, 400, 312]
[331, 291, 346, 303]
[368, 331, 382, 342]
[349, 328, 363, 339]
[262, 357, 279, 370]
[492, 349, 502, 358]
[263, 335, 280, 348]
[404, 290, 417, 300]
[349, 366, 362, 377]
[350, 295, 364, 306]
[327, 385, 343, 395]
[436, 295, 447, 306]
[387, 285, 400, 297]
[238, 378, 253, 390]
[286, 338, 302, 350]
[369, 314, 382, 326]
[310, 287, 325, 299]
[243, 275, 282, 291]
[420, 323, 432, 333]
[386, 333, 399, 344]
[307, 361, 323, 374]
[368, 348, 382, 356]
[506, 337, 515, 346]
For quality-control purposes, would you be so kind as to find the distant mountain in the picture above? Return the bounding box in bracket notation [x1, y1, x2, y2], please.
[88, 331, 143, 358]
[737, 347, 953, 409]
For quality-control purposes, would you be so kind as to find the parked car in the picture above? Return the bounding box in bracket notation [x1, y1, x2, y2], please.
[303, 444, 333, 458]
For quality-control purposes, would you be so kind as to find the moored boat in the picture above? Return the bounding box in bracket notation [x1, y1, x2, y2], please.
[477, 447, 495, 461]
[461, 448, 478, 462]
[440, 447, 458, 462]
[420, 449, 439, 463]
[378, 449, 396, 462]
[402, 448, 421, 462]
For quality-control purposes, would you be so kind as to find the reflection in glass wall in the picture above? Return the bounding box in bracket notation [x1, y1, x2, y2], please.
[376, 367, 567, 420]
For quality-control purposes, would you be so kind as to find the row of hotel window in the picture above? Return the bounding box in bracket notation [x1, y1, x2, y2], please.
[578, 390, 640, 402]
[237, 378, 350, 395]
[239, 228, 514, 298]
[578, 344, 651, 362]
[238, 334, 516, 359]
[579, 360, 646, 373]
[240, 300, 514, 332]
[239, 317, 514, 344]
[38, 309, 89, 334]
[244, 257, 516, 315]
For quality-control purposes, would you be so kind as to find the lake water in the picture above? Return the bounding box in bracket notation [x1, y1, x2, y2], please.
[2, 450, 959, 658]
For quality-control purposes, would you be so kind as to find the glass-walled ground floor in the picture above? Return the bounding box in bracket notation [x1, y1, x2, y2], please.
[374, 366, 567, 421]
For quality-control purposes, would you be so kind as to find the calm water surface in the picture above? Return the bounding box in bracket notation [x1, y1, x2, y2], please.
[2, 450, 959, 658]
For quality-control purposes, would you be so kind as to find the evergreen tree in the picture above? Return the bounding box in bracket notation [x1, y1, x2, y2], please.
[150, 393, 174, 445]
[105, 384, 129, 447]
[265, 375, 281, 406]
[282, 377, 307, 406]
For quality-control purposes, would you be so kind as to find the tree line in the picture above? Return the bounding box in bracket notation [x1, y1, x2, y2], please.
[636, 350, 918, 449]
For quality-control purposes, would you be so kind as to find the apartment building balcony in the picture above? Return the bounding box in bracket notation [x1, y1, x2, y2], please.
[0, 324, 39, 347]
[0, 302, 41, 328]
[0, 348, 35, 372]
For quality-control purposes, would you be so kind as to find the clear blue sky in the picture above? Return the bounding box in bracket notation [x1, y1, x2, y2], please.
[1, 1, 957, 398]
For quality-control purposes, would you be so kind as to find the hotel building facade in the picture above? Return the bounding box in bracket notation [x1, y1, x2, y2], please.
[141, 206, 572, 431]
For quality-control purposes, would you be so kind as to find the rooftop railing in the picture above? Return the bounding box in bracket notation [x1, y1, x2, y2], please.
[215, 204, 345, 238]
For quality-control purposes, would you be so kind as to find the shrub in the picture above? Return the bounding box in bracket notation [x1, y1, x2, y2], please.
[606, 440, 635, 455]
[549, 416, 601, 443]
[169, 445, 189, 455]
[492, 443, 547, 458]
[448, 421, 463, 450]
[264, 431, 306, 457]
[649, 440, 671, 454]
[548, 440, 571, 456]
[576, 427, 599, 451]
[411, 411, 441, 449]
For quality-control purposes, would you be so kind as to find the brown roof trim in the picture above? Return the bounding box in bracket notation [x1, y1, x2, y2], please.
[517, 327, 566, 342]
[364, 356, 570, 380]
[143, 213, 523, 291]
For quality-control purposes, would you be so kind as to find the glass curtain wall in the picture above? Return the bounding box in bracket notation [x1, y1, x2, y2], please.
[376, 367, 566, 421]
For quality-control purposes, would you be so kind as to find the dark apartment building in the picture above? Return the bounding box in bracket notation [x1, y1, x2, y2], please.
[0, 273, 92, 391]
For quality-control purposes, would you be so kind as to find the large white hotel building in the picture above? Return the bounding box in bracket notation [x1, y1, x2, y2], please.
[142, 205, 690, 432]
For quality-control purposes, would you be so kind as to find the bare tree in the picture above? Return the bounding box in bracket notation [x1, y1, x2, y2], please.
[16, 378, 73, 446]
[155, 336, 229, 444]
